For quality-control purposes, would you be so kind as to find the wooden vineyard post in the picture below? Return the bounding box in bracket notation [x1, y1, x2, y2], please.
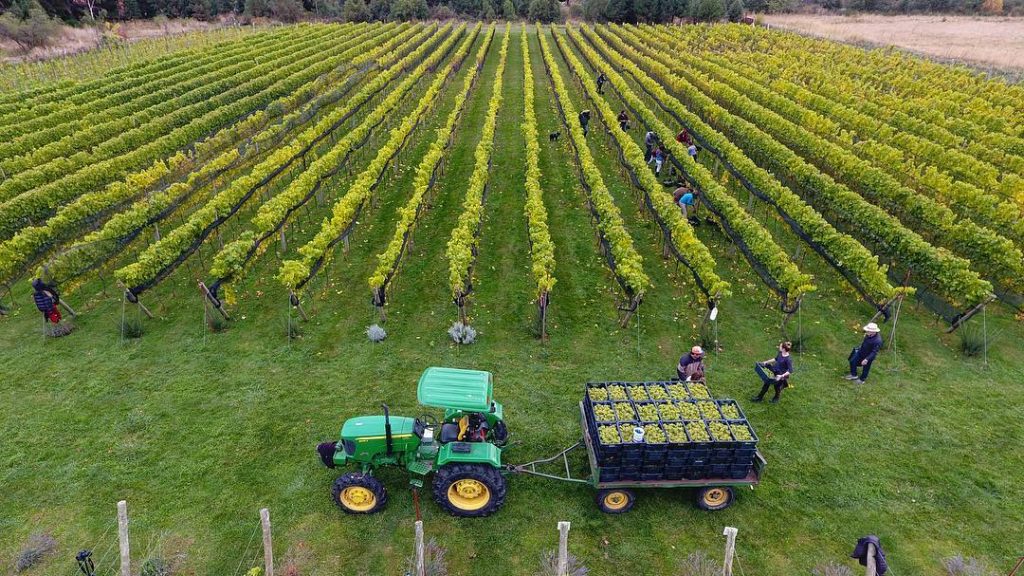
[556, 521, 571, 576]
[199, 281, 231, 321]
[722, 526, 737, 576]
[289, 291, 309, 321]
[865, 542, 877, 576]
[414, 520, 425, 576]
[118, 281, 153, 319]
[117, 500, 130, 576]
[260, 508, 274, 576]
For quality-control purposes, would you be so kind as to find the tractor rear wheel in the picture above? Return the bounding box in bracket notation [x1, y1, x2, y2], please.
[332, 472, 387, 514]
[695, 486, 734, 511]
[595, 489, 636, 514]
[432, 464, 507, 518]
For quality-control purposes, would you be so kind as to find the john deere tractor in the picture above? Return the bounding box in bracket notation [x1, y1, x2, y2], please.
[317, 367, 509, 517]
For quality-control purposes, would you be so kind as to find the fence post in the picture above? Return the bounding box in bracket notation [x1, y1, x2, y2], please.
[414, 520, 425, 576]
[865, 543, 877, 576]
[261, 508, 274, 576]
[557, 521, 571, 576]
[117, 500, 130, 576]
[722, 526, 738, 576]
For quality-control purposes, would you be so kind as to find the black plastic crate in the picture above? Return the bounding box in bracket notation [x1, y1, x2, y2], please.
[643, 450, 667, 463]
[599, 468, 620, 483]
[709, 463, 729, 477]
[641, 472, 664, 481]
[727, 420, 759, 448]
[683, 465, 709, 479]
[709, 449, 734, 464]
[733, 446, 756, 463]
[621, 453, 643, 466]
[620, 465, 642, 477]
[729, 464, 752, 480]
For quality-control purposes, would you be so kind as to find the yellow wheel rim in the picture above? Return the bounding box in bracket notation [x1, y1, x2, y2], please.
[703, 488, 728, 507]
[603, 491, 630, 511]
[447, 478, 491, 511]
[340, 486, 377, 512]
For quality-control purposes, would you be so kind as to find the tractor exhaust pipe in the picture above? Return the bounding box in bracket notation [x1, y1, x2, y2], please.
[382, 403, 393, 456]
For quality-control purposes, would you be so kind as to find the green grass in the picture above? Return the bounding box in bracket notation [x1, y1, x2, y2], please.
[1, 24, 1023, 576]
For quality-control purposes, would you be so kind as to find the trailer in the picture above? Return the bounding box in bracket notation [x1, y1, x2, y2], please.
[507, 402, 766, 513]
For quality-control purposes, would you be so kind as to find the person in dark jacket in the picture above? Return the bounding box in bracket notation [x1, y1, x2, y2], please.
[752, 341, 793, 403]
[617, 110, 630, 131]
[31, 278, 61, 325]
[644, 130, 657, 161]
[851, 535, 888, 575]
[578, 109, 591, 136]
[676, 128, 693, 146]
[676, 345, 705, 381]
[845, 323, 883, 384]
[596, 72, 608, 94]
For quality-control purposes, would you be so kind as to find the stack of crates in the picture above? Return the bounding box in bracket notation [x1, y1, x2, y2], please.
[583, 381, 759, 482]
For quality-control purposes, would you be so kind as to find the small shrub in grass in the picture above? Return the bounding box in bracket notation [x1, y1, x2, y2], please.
[366, 324, 387, 342]
[537, 550, 588, 576]
[943, 555, 998, 576]
[448, 321, 476, 344]
[811, 561, 853, 576]
[958, 325, 999, 357]
[140, 557, 173, 576]
[405, 538, 448, 576]
[121, 317, 144, 339]
[677, 551, 721, 576]
[15, 533, 57, 572]
[207, 312, 229, 333]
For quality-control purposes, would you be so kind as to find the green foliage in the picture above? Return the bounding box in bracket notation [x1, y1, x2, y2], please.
[690, 0, 724, 21]
[391, 0, 428, 19]
[0, 0, 59, 52]
[368, 0, 391, 19]
[342, 0, 371, 20]
[527, 0, 561, 21]
[502, 0, 517, 16]
[725, 0, 743, 20]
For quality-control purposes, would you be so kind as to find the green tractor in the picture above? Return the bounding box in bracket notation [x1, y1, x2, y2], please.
[317, 367, 509, 517]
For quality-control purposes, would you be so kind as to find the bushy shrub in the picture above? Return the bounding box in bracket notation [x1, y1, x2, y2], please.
[448, 321, 477, 344]
[405, 538, 449, 576]
[943, 555, 998, 576]
[0, 0, 60, 53]
[812, 562, 854, 576]
[15, 533, 57, 572]
[366, 324, 387, 342]
[342, 0, 371, 20]
[678, 551, 721, 576]
[538, 550, 588, 576]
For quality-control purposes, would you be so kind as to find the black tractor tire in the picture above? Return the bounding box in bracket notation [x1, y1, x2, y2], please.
[595, 489, 636, 514]
[432, 463, 507, 518]
[695, 486, 734, 511]
[331, 472, 388, 514]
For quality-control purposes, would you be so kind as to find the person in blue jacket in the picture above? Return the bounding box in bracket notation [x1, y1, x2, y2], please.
[845, 323, 883, 384]
[752, 341, 793, 403]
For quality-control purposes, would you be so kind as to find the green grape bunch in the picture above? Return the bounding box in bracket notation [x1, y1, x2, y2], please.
[659, 403, 683, 420]
[678, 401, 700, 420]
[614, 401, 636, 420]
[593, 404, 615, 422]
[708, 421, 732, 441]
[628, 385, 649, 400]
[667, 384, 690, 399]
[698, 401, 721, 419]
[648, 385, 669, 400]
[637, 404, 660, 421]
[589, 387, 609, 401]
[731, 423, 753, 441]
[608, 385, 628, 400]
[598, 425, 621, 445]
[688, 382, 712, 399]
[720, 403, 741, 420]
[644, 424, 667, 443]
[664, 422, 687, 442]
[686, 421, 710, 442]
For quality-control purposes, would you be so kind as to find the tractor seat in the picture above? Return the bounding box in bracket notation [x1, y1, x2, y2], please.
[439, 422, 461, 444]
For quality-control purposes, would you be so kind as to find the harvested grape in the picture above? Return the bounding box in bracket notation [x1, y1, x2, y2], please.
[730, 423, 753, 441]
[643, 424, 666, 443]
[608, 385, 627, 400]
[720, 402, 741, 420]
[688, 382, 711, 399]
[659, 403, 683, 421]
[667, 384, 690, 399]
[648, 385, 669, 400]
[589, 387, 609, 401]
[598, 425, 621, 445]
[686, 421, 710, 442]
[628, 385, 649, 400]
[593, 404, 615, 422]
[678, 401, 700, 420]
[637, 404, 660, 421]
[613, 402, 636, 420]
[698, 401, 721, 419]
[708, 421, 732, 441]
[664, 422, 687, 442]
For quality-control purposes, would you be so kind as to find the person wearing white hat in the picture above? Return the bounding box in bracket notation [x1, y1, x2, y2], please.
[677, 345, 706, 381]
[845, 322, 884, 384]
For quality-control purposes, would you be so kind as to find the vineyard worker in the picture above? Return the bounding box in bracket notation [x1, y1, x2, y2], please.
[31, 278, 61, 326]
[596, 71, 608, 94]
[687, 143, 699, 160]
[673, 186, 700, 220]
[649, 145, 665, 175]
[752, 341, 793, 404]
[676, 128, 694, 146]
[845, 323, 884, 384]
[617, 110, 630, 131]
[579, 109, 591, 136]
[677, 345, 706, 381]
[644, 130, 657, 161]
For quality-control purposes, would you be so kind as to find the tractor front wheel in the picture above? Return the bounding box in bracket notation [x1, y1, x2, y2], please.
[432, 464, 507, 518]
[332, 472, 387, 514]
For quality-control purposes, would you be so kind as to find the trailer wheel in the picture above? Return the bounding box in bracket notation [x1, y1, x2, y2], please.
[696, 486, 734, 511]
[596, 489, 635, 514]
[332, 472, 387, 514]
[433, 464, 507, 518]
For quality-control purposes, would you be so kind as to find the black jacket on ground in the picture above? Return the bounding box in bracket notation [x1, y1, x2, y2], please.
[851, 535, 888, 575]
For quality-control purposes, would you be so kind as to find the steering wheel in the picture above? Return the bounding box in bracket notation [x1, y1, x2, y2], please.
[417, 413, 440, 430]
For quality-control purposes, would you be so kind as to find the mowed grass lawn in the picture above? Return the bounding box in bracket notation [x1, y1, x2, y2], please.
[1, 24, 1023, 576]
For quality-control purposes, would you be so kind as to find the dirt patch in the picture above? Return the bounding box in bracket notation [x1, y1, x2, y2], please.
[761, 14, 1024, 72]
